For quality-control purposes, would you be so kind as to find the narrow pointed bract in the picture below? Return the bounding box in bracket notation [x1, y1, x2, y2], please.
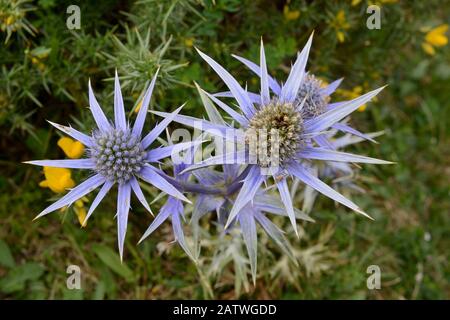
[27, 72, 189, 258]
[88, 79, 111, 132]
[117, 182, 131, 261]
[26, 32, 392, 286]
[159, 31, 389, 240]
[114, 70, 127, 130]
[280, 32, 313, 102]
[259, 39, 270, 106]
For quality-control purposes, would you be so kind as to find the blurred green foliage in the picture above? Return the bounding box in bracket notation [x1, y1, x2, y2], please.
[0, 0, 449, 299]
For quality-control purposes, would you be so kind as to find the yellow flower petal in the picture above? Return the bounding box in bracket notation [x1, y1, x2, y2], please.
[57, 137, 85, 159]
[40, 166, 75, 193]
[39, 180, 49, 187]
[358, 104, 367, 112]
[75, 199, 84, 208]
[184, 38, 194, 47]
[421, 42, 435, 55]
[426, 33, 448, 47]
[135, 99, 143, 114]
[337, 31, 345, 43]
[425, 24, 448, 47]
[283, 5, 300, 21]
[5, 16, 15, 26]
[74, 206, 87, 227]
[429, 24, 448, 36]
[353, 86, 363, 94]
[336, 10, 345, 23]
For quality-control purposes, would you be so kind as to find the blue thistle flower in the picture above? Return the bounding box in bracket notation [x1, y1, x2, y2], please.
[175, 93, 312, 283]
[25, 70, 193, 260]
[218, 60, 383, 213]
[153, 32, 393, 239]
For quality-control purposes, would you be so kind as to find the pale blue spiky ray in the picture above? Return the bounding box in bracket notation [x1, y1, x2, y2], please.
[183, 159, 313, 283]
[137, 135, 206, 263]
[153, 32, 392, 238]
[296, 130, 386, 214]
[192, 166, 314, 284]
[218, 40, 378, 145]
[173, 88, 313, 283]
[25, 70, 194, 260]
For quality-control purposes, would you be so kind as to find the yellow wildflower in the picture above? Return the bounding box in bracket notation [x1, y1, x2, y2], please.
[422, 24, 448, 55]
[74, 197, 88, 227]
[421, 42, 435, 56]
[57, 137, 85, 159]
[330, 10, 350, 43]
[283, 5, 300, 21]
[31, 57, 45, 71]
[184, 38, 194, 47]
[59, 197, 89, 227]
[5, 16, 15, 26]
[135, 99, 143, 113]
[39, 166, 75, 193]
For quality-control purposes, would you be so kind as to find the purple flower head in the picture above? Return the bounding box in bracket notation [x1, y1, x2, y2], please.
[171, 99, 313, 282]
[25, 70, 194, 260]
[153, 32, 392, 239]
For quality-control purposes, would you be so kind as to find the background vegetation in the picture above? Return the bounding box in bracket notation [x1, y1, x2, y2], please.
[0, 0, 449, 299]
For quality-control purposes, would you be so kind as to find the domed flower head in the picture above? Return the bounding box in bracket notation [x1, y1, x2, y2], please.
[25, 70, 193, 260]
[153, 32, 392, 237]
[229, 45, 387, 210]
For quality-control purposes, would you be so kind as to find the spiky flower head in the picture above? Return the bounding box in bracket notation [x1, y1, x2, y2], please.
[90, 129, 146, 183]
[246, 100, 304, 167]
[155, 32, 391, 243]
[25, 70, 194, 260]
[296, 74, 329, 118]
